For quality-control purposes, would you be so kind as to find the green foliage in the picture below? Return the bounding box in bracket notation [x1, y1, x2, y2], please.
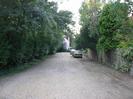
[75, 34, 82, 49]
[121, 47, 133, 62]
[119, 40, 133, 63]
[77, 1, 133, 72]
[75, 26, 98, 50]
[117, 18, 133, 62]
[0, 0, 73, 68]
[76, 0, 101, 50]
[97, 2, 129, 52]
[118, 64, 131, 72]
[113, 48, 132, 72]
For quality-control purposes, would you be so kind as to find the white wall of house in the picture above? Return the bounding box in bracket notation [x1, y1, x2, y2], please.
[63, 37, 70, 50]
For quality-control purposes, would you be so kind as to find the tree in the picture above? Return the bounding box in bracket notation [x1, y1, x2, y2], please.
[97, 2, 129, 52]
[0, 0, 73, 68]
[76, 0, 101, 50]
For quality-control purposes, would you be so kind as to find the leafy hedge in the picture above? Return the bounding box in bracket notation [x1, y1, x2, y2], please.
[97, 2, 129, 52]
[0, 0, 73, 68]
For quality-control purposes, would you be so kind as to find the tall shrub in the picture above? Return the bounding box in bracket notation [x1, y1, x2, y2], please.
[97, 2, 129, 52]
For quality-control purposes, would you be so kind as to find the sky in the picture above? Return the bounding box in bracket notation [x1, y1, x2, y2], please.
[49, 0, 84, 33]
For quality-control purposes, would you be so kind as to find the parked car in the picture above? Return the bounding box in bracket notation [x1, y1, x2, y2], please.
[70, 49, 76, 55]
[68, 47, 73, 52]
[72, 50, 83, 58]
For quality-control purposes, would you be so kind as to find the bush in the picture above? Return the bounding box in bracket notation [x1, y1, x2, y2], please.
[0, 0, 73, 68]
[97, 2, 129, 52]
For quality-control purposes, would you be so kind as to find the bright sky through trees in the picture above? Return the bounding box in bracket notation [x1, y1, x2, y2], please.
[49, 0, 84, 33]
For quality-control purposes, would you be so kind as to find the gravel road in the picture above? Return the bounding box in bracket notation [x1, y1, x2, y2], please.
[0, 53, 133, 99]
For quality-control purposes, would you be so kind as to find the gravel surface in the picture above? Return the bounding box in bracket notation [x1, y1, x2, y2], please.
[0, 52, 133, 99]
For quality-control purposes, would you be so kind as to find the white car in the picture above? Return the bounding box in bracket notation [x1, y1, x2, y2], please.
[72, 50, 83, 58]
[70, 49, 76, 55]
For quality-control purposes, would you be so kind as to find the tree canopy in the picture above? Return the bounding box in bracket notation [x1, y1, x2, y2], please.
[0, 0, 73, 68]
[75, 0, 101, 50]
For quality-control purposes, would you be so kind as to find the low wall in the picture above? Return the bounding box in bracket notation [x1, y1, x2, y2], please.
[83, 49, 98, 61]
[83, 48, 132, 73]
